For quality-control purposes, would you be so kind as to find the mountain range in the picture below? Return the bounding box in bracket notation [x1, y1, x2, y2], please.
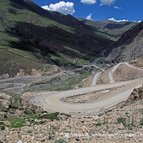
[0, 0, 143, 76]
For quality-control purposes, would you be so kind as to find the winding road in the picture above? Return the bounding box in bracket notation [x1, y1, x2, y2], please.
[125, 62, 143, 71]
[1, 62, 143, 115]
[28, 62, 143, 115]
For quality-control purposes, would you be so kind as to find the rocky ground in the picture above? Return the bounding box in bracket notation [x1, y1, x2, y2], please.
[0, 86, 143, 143]
[0, 92, 43, 120]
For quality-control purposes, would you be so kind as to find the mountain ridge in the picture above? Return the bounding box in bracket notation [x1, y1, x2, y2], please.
[80, 19, 137, 41]
[105, 22, 143, 63]
[0, 0, 112, 76]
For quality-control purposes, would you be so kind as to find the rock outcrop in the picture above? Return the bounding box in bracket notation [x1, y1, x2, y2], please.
[0, 92, 43, 120]
[128, 85, 143, 101]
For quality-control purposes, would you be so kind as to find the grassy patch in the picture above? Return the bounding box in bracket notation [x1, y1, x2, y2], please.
[8, 112, 60, 128]
[0, 32, 19, 46]
[10, 117, 26, 128]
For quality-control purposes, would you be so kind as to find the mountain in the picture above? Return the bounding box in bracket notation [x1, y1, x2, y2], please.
[0, 0, 113, 76]
[80, 19, 136, 41]
[105, 22, 143, 63]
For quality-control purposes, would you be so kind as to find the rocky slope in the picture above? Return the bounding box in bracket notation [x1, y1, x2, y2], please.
[105, 22, 143, 63]
[1, 86, 143, 143]
[128, 85, 143, 101]
[0, 91, 43, 120]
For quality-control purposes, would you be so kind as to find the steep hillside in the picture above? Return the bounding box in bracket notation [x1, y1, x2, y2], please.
[0, 0, 113, 76]
[81, 19, 136, 41]
[105, 22, 143, 63]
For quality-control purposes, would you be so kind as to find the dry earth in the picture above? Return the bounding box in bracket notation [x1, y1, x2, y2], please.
[113, 64, 143, 82]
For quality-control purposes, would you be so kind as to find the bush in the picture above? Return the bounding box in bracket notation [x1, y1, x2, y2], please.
[8, 112, 60, 128]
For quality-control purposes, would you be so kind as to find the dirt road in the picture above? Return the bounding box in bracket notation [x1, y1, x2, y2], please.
[28, 62, 143, 115]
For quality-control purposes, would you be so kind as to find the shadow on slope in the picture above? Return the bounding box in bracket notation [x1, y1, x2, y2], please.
[7, 21, 112, 62]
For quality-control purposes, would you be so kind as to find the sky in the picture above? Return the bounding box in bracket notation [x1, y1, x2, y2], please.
[33, 0, 143, 22]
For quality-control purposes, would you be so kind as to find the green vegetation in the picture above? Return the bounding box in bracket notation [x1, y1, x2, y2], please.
[74, 58, 89, 66]
[8, 112, 60, 128]
[0, 32, 19, 46]
[10, 117, 26, 128]
[117, 117, 135, 130]
[117, 117, 126, 126]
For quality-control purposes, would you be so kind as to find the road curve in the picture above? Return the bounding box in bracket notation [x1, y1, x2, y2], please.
[28, 62, 143, 115]
[29, 78, 143, 115]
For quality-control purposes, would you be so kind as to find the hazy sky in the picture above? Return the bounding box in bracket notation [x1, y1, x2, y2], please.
[33, 0, 143, 22]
